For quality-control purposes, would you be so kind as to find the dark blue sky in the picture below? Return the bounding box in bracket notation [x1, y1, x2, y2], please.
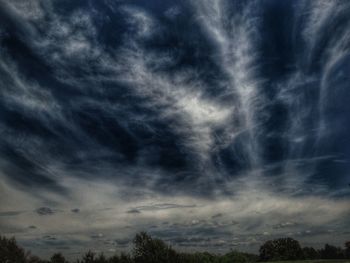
[0, 0, 349, 259]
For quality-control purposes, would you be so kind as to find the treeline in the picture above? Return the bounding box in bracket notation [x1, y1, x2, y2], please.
[1, 233, 350, 263]
[259, 237, 350, 261]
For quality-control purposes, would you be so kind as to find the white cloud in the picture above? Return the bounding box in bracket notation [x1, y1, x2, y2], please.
[122, 7, 157, 38]
[3, 0, 45, 21]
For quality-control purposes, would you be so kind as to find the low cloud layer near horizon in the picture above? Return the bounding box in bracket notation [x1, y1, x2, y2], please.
[0, 0, 350, 259]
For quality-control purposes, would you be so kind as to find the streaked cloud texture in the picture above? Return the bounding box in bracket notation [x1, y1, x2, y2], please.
[0, 0, 349, 259]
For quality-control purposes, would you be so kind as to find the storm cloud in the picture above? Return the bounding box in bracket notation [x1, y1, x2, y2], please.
[0, 0, 350, 259]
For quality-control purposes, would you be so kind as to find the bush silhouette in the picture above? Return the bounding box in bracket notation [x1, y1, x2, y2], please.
[259, 237, 303, 261]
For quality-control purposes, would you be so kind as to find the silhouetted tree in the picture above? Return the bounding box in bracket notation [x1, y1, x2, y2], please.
[5, 233, 350, 263]
[302, 246, 320, 259]
[259, 237, 303, 261]
[118, 253, 133, 263]
[50, 253, 67, 263]
[108, 255, 130, 263]
[319, 244, 344, 259]
[345, 241, 350, 259]
[28, 255, 48, 263]
[80, 251, 96, 263]
[94, 253, 108, 263]
[132, 232, 178, 263]
[0, 236, 30, 263]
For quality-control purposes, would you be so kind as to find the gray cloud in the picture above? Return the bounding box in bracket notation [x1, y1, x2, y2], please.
[211, 213, 223, 219]
[126, 209, 141, 214]
[272, 222, 297, 229]
[0, 0, 350, 258]
[114, 238, 131, 247]
[0, 211, 25, 217]
[36, 207, 55, 216]
[134, 203, 196, 211]
[90, 233, 104, 239]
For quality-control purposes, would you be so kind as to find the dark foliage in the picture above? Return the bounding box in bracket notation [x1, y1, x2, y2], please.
[50, 253, 68, 263]
[259, 238, 350, 261]
[0, 235, 43, 263]
[318, 244, 345, 259]
[259, 238, 303, 261]
[302, 247, 320, 260]
[345, 241, 350, 259]
[133, 232, 179, 263]
[0, 234, 349, 263]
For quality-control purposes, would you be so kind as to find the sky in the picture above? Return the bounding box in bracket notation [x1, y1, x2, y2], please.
[0, 0, 350, 259]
